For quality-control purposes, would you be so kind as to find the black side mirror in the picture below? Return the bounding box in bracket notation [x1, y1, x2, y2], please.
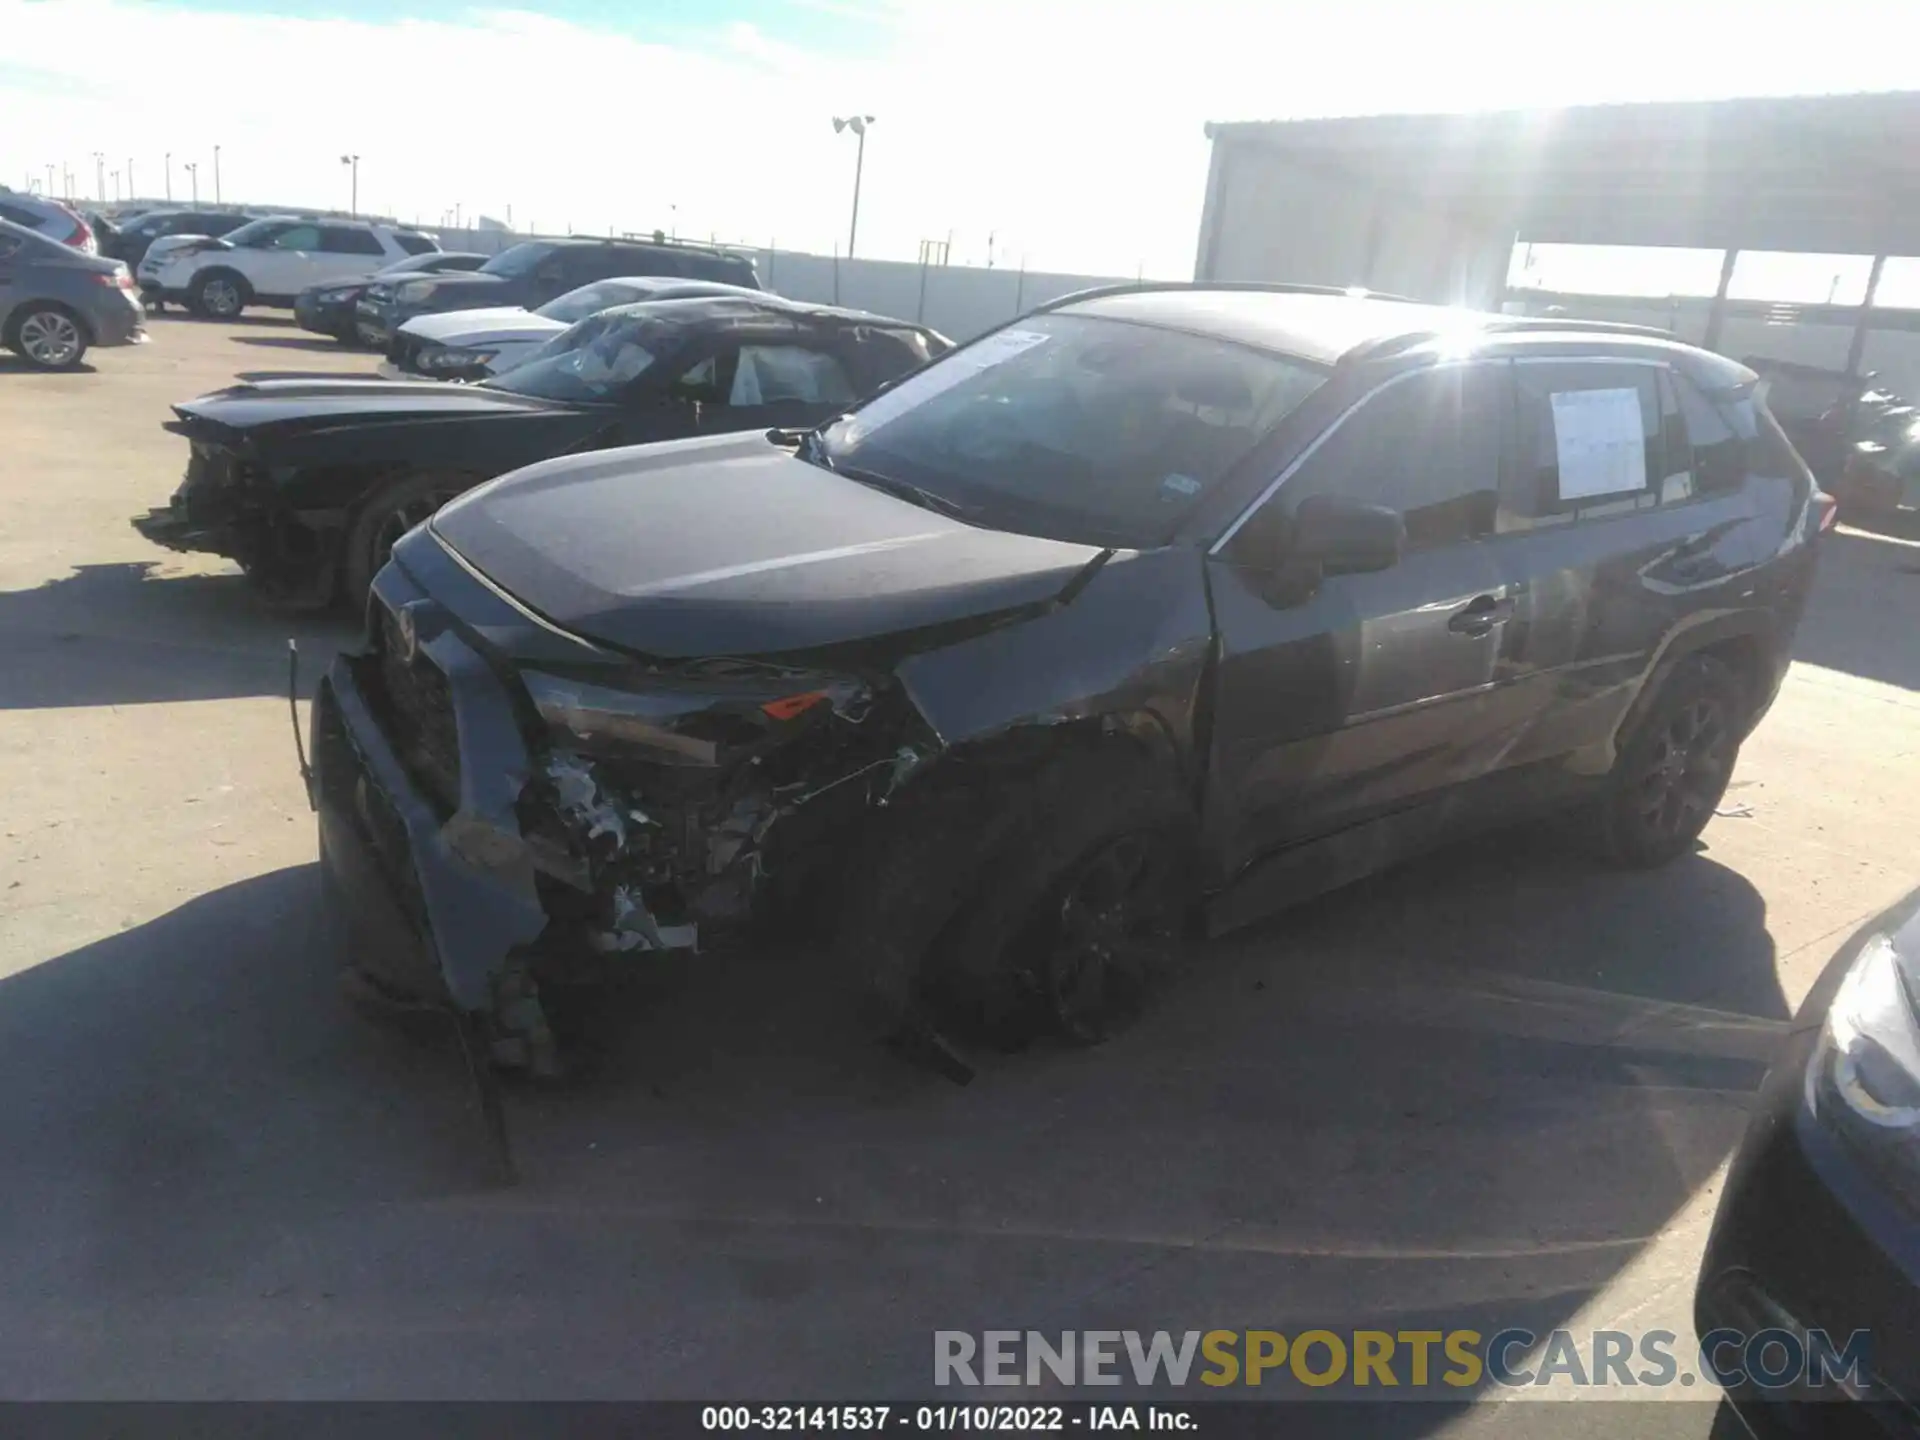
[1290, 494, 1404, 575]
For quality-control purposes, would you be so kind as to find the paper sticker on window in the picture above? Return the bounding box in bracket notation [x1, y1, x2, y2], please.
[1551, 388, 1647, 501]
[843, 328, 1053, 440]
[1159, 472, 1202, 500]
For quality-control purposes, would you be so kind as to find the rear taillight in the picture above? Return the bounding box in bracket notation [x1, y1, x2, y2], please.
[90, 270, 136, 290]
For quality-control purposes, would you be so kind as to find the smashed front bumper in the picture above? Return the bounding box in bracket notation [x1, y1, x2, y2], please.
[131, 445, 257, 560]
[311, 566, 550, 1033]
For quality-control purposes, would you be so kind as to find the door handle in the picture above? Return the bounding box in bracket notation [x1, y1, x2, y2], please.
[1447, 593, 1514, 636]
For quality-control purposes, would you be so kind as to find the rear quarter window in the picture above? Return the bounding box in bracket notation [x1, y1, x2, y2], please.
[394, 232, 437, 256]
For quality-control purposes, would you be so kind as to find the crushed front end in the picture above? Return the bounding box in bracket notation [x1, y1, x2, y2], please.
[310, 527, 940, 1077]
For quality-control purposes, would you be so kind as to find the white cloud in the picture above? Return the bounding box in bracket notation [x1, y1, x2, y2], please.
[3, 0, 1917, 277]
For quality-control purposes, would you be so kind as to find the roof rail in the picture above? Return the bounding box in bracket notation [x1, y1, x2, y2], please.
[1349, 314, 1678, 362]
[1028, 279, 1427, 315]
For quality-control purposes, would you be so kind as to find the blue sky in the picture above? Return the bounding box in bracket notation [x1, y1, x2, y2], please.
[6, 0, 1920, 280]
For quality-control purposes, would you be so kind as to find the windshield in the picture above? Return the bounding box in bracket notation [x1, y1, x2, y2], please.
[480, 242, 554, 278]
[816, 312, 1327, 546]
[536, 280, 645, 325]
[486, 311, 661, 403]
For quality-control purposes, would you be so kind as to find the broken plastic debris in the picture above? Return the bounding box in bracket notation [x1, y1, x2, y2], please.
[548, 751, 634, 849]
[591, 884, 699, 954]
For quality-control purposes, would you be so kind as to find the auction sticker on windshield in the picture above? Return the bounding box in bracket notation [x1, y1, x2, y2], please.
[844, 328, 1052, 440]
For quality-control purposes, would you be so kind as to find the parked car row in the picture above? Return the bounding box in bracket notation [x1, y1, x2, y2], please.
[349, 233, 764, 350]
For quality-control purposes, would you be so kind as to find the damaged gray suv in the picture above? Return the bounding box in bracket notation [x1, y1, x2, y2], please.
[309, 284, 1826, 1089]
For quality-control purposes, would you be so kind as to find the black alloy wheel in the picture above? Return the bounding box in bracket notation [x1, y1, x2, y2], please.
[1032, 829, 1183, 1044]
[1626, 692, 1734, 849]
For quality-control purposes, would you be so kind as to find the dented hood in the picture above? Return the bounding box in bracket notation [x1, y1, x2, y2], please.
[429, 431, 1109, 658]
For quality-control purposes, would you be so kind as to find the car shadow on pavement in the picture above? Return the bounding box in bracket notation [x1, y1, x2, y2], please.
[0, 561, 355, 710]
[0, 356, 100, 375]
[1791, 526, 1920, 690]
[0, 825, 1784, 1404]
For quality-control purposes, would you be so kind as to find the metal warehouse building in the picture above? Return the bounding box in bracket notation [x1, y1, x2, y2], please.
[1194, 89, 1920, 371]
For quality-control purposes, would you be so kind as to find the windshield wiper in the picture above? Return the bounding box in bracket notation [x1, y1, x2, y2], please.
[839, 465, 977, 520]
[767, 425, 974, 519]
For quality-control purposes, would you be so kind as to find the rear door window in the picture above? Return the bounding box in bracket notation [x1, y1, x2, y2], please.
[1504, 361, 1680, 528]
[319, 226, 385, 256]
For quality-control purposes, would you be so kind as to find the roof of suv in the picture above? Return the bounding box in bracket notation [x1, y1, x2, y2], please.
[591, 292, 948, 343]
[1050, 284, 1744, 382]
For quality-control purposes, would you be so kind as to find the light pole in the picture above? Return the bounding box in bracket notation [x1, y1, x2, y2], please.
[92, 151, 106, 203]
[44, 163, 54, 198]
[213, 144, 221, 203]
[340, 154, 360, 216]
[110, 169, 121, 202]
[184, 161, 198, 203]
[127, 157, 135, 200]
[831, 114, 874, 259]
[164, 152, 172, 201]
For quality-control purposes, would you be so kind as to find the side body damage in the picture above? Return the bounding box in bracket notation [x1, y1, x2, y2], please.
[309, 527, 1215, 1081]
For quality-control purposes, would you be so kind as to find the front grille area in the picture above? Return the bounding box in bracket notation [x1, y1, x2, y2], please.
[315, 681, 430, 931]
[369, 600, 462, 813]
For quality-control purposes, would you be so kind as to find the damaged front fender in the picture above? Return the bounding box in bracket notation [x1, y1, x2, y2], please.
[893, 547, 1213, 773]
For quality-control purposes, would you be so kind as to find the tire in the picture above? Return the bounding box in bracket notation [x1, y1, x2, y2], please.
[842, 742, 1196, 1052]
[1590, 654, 1748, 868]
[342, 471, 472, 609]
[190, 268, 250, 320]
[6, 304, 89, 369]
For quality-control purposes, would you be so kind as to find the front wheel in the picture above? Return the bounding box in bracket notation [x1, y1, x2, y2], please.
[8, 305, 89, 369]
[342, 471, 472, 608]
[1590, 654, 1748, 868]
[843, 744, 1196, 1054]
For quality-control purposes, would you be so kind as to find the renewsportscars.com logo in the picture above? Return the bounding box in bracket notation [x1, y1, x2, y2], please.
[933, 1328, 1872, 1392]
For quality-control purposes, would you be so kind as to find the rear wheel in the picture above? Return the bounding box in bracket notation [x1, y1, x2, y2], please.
[191, 269, 249, 320]
[1591, 654, 1747, 868]
[7, 305, 89, 369]
[342, 471, 472, 608]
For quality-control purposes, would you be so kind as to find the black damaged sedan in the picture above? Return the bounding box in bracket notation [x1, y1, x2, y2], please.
[310, 284, 1823, 1086]
[133, 294, 947, 606]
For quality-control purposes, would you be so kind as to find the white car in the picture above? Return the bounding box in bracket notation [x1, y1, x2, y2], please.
[139, 215, 438, 320]
[380, 275, 763, 380]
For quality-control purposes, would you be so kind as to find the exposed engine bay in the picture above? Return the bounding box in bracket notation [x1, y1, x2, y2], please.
[510, 662, 936, 970]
